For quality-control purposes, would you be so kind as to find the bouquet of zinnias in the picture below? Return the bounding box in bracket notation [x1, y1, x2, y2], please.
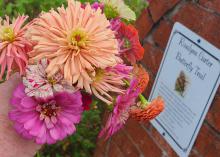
[0, 0, 164, 144]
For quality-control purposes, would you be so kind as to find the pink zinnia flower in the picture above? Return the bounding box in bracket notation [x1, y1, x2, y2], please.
[23, 58, 75, 98]
[28, 0, 121, 93]
[110, 18, 121, 32]
[91, 2, 104, 10]
[99, 79, 140, 139]
[91, 64, 133, 104]
[81, 2, 104, 10]
[0, 15, 33, 80]
[9, 83, 83, 144]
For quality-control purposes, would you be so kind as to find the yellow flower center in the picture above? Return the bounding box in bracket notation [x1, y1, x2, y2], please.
[93, 68, 105, 82]
[0, 26, 15, 42]
[70, 28, 88, 49]
[47, 77, 57, 86]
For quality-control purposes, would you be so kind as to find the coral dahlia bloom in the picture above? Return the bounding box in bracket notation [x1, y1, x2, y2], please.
[100, 0, 136, 21]
[99, 79, 140, 139]
[130, 97, 165, 122]
[23, 58, 75, 98]
[91, 64, 132, 104]
[9, 83, 83, 144]
[118, 22, 144, 64]
[28, 0, 121, 93]
[0, 15, 32, 80]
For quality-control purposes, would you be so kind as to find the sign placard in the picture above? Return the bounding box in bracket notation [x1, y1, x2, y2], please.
[150, 22, 220, 157]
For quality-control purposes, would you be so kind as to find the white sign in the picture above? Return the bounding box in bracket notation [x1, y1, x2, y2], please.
[150, 22, 220, 157]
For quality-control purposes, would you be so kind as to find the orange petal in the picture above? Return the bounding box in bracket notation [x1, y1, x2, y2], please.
[133, 64, 149, 93]
[129, 97, 165, 122]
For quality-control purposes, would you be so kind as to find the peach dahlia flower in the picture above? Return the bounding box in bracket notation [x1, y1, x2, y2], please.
[28, 0, 121, 93]
[0, 15, 32, 80]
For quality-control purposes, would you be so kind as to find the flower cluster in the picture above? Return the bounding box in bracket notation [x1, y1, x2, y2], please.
[0, 0, 165, 144]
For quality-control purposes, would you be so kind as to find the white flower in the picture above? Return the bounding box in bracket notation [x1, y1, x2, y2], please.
[100, 0, 136, 21]
[23, 59, 75, 98]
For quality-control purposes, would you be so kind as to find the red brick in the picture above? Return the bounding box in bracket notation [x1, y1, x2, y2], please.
[172, 3, 220, 49]
[205, 95, 220, 132]
[199, 0, 220, 15]
[142, 121, 153, 131]
[142, 42, 163, 76]
[151, 127, 178, 157]
[125, 119, 163, 157]
[108, 141, 123, 157]
[95, 137, 109, 154]
[94, 149, 105, 157]
[135, 9, 154, 41]
[112, 129, 140, 157]
[102, 111, 110, 126]
[188, 149, 200, 157]
[149, 0, 180, 22]
[153, 20, 173, 49]
[194, 124, 220, 157]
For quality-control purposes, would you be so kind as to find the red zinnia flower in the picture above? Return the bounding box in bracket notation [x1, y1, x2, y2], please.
[82, 93, 92, 111]
[118, 22, 144, 64]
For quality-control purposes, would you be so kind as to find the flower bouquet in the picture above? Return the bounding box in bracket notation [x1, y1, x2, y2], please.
[0, 0, 164, 149]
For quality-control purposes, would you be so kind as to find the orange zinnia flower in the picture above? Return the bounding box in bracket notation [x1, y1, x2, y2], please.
[133, 64, 149, 93]
[28, 0, 121, 93]
[129, 96, 165, 122]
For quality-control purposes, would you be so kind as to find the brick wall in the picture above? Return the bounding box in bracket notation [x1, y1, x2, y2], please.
[94, 1, 220, 157]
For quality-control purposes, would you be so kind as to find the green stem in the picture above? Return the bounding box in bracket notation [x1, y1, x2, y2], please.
[123, 79, 150, 108]
[36, 151, 41, 157]
[139, 94, 149, 108]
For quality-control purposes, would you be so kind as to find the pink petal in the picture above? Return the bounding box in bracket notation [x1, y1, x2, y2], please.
[65, 125, 76, 135]
[29, 120, 44, 136]
[10, 97, 21, 106]
[21, 97, 37, 108]
[44, 117, 54, 129]
[60, 111, 81, 123]
[49, 127, 60, 140]
[36, 134, 46, 144]
[37, 123, 46, 139]
[57, 115, 72, 126]
[46, 133, 56, 144]
[12, 83, 26, 98]
[24, 115, 38, 130]
[14, 123, 33, 139]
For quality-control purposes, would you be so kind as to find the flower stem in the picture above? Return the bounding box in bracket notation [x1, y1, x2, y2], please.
[36, 152, 41, 157]
[139, 94, 149, 108]
[123, 79, 149, 108]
